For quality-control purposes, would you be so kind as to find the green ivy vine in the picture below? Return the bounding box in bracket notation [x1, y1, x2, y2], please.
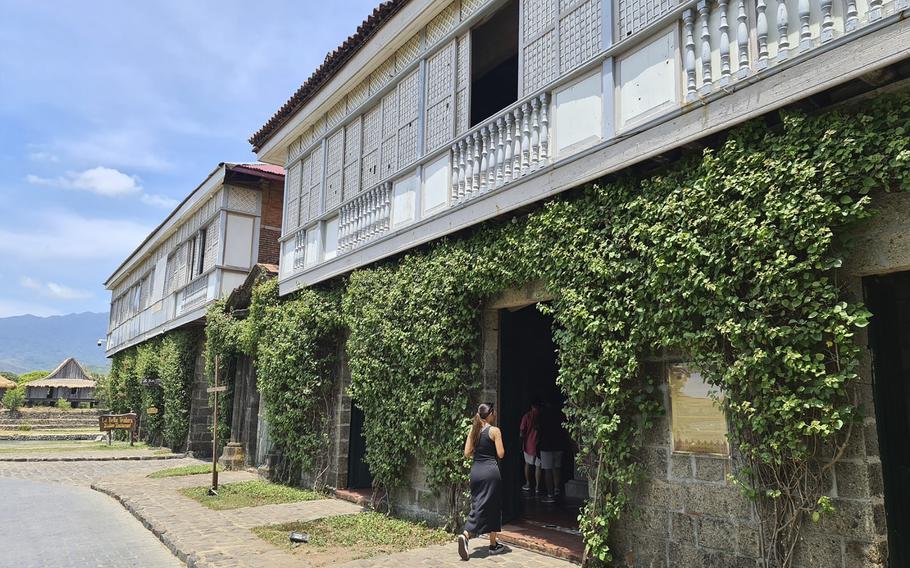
[338, 93, 910, 566]
[186, 93, 908, 567]
[109, 329, 199, 450]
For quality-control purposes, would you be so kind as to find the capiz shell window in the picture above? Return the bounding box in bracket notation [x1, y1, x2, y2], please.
[669, 365, 729, 456]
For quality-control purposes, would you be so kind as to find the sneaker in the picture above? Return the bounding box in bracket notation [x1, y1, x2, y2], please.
[489, 543, 506, 555]
[457, 534, 469, 561]
[521, 484, 531, 491]
[541, 494, 556, 503]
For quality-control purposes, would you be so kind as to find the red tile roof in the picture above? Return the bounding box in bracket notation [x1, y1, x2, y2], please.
[249, 0, 412, 152]
[228, 163, 286, 177]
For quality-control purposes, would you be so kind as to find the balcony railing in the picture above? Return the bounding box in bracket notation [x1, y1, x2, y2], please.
[339, 181, 392, 254]
[451, 92, 550, 206]
[278, 0, 907, 287]
[177, 274, 209, 316]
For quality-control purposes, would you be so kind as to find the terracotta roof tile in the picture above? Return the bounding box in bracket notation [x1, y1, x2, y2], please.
[249, 0, 412, 152]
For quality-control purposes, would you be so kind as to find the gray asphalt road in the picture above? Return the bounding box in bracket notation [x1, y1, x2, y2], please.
[0, 477, 182, 568]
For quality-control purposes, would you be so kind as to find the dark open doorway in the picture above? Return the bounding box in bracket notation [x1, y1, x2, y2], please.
[865, 271, 910, 567]
[470, 0, 519, 126]
[347, 403, 373, 490]
[499, 304, 580, 533]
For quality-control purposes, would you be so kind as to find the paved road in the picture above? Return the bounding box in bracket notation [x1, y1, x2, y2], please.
[0, 472, 188, 568]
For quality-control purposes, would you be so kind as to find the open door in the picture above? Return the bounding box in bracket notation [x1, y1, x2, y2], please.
[499, 304, 579, 530]
[347, 403, 373, 489]
[865, 271, 910, 567]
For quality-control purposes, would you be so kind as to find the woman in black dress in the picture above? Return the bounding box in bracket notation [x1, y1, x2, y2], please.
[458, 402, 506, 561]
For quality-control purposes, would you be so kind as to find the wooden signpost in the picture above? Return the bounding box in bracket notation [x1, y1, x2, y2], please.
[99, 412, 138, 446]
[207, 355, 226, 494]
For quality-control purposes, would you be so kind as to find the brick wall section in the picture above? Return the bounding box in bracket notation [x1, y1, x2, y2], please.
[257, 179, 284, 265]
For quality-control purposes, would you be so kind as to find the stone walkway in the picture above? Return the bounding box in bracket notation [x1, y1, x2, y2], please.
[92, 468, 577, 568]
[0, 457, 577, 567]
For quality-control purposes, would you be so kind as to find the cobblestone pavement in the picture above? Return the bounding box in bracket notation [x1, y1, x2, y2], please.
[0, 476, 182, 568]
[1, 458, 576, 568]
[93, 469, 577, 568]
[0, 456, 202, 485]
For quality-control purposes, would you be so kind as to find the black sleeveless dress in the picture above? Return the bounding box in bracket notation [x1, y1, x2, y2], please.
[464, 425, 502, 535]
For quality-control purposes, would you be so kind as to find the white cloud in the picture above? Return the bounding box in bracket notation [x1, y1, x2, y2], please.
[27, 166, 142, 197]
[140, 192, 179, 209]
[0, 211, 152, 261]
[20, 277, 92, 301]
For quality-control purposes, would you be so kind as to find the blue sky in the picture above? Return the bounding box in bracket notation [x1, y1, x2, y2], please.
[0, 0, 379, 317]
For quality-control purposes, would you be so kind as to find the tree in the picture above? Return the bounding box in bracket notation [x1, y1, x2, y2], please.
[55, 396, 71, 410]
[17, 370, 48, 384]
[2, 387, 25, 412]
[0, 371, 18, 382]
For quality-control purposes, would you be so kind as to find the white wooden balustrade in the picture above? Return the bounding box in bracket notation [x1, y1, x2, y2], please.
[338, 182, 392, 253]
[450, 92, 550, 206]
[177, 274, 209, 315]
[682, 0, 888, 101]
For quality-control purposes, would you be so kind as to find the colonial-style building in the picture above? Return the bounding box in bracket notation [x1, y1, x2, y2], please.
[104, 162, 285, 454]
[104, 162, 285, 355]
[248, 0, 910, 565]
[24, 358, 96, 408]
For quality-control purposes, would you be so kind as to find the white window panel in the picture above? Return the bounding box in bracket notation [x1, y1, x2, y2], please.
[555, 71, 603, 156]
[392, 175, 418, 228]
[304, 227, 320, 268]
[323, 216, 339, 261]
[422, 154, 450, 214]
[617, 29, 679, 130]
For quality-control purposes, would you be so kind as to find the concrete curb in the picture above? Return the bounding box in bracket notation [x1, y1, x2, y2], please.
[0, 453, 188, 462]
[92, 482, 198, 567]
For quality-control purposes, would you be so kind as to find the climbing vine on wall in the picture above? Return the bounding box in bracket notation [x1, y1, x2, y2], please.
[205, 299, 244, 443]
[204, 280, 344, 485]
[338, 94, 910, 566]
[109, 329, 199, 451]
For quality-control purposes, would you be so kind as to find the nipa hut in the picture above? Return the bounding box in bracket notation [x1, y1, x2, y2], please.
[25, 358, 97, 408]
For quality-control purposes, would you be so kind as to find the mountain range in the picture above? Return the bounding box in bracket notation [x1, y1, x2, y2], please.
[0, 312, 110, 375]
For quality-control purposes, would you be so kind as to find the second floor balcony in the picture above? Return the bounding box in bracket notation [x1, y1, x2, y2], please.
[252, 0, 910, 296]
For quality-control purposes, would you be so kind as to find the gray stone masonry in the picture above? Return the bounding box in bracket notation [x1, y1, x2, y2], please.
[187, 336, 213, 457]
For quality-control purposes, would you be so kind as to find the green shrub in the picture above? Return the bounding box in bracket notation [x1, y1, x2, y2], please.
[17, 423, 31, 431]
[2, 387, 25, 412]
[55, 397, 71, 410]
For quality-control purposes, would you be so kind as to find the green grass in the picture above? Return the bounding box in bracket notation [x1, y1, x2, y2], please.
[148, 464, 221, 478]
[252, 512, 450, 565]
[180, 480, 322, 510]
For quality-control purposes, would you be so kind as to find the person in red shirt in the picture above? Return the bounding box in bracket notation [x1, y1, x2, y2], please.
[519, 398, 542, 493]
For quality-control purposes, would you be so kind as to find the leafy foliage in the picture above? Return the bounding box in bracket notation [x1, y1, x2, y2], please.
[203, 94, 908, 566]
[339, 95, 910, 565]
[109, 330, 198, 450]
[1, 386, 25, 411]
[17, 370, 49, 384]
[251, 281, 344, 484]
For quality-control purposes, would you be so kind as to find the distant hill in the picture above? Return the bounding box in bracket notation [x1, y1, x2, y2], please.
[0, 312, 110, 375]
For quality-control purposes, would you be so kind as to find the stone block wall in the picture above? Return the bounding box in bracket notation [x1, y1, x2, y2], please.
[608, 355, 887, 567]
[186, 336, 213, 457]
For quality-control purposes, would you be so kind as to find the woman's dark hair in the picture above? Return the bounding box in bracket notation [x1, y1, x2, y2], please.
[470, 402, 494, 446]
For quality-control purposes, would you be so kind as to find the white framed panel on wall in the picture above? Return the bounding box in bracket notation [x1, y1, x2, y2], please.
[421, 154, 450, 215]
[554, 71, 603, 157]
[304, 227, 320, 268]
[391, 175, 418, 229]
[223, 213, 255, 270]
[323, 216, 339, 261]
[616, 28, 680, 131]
